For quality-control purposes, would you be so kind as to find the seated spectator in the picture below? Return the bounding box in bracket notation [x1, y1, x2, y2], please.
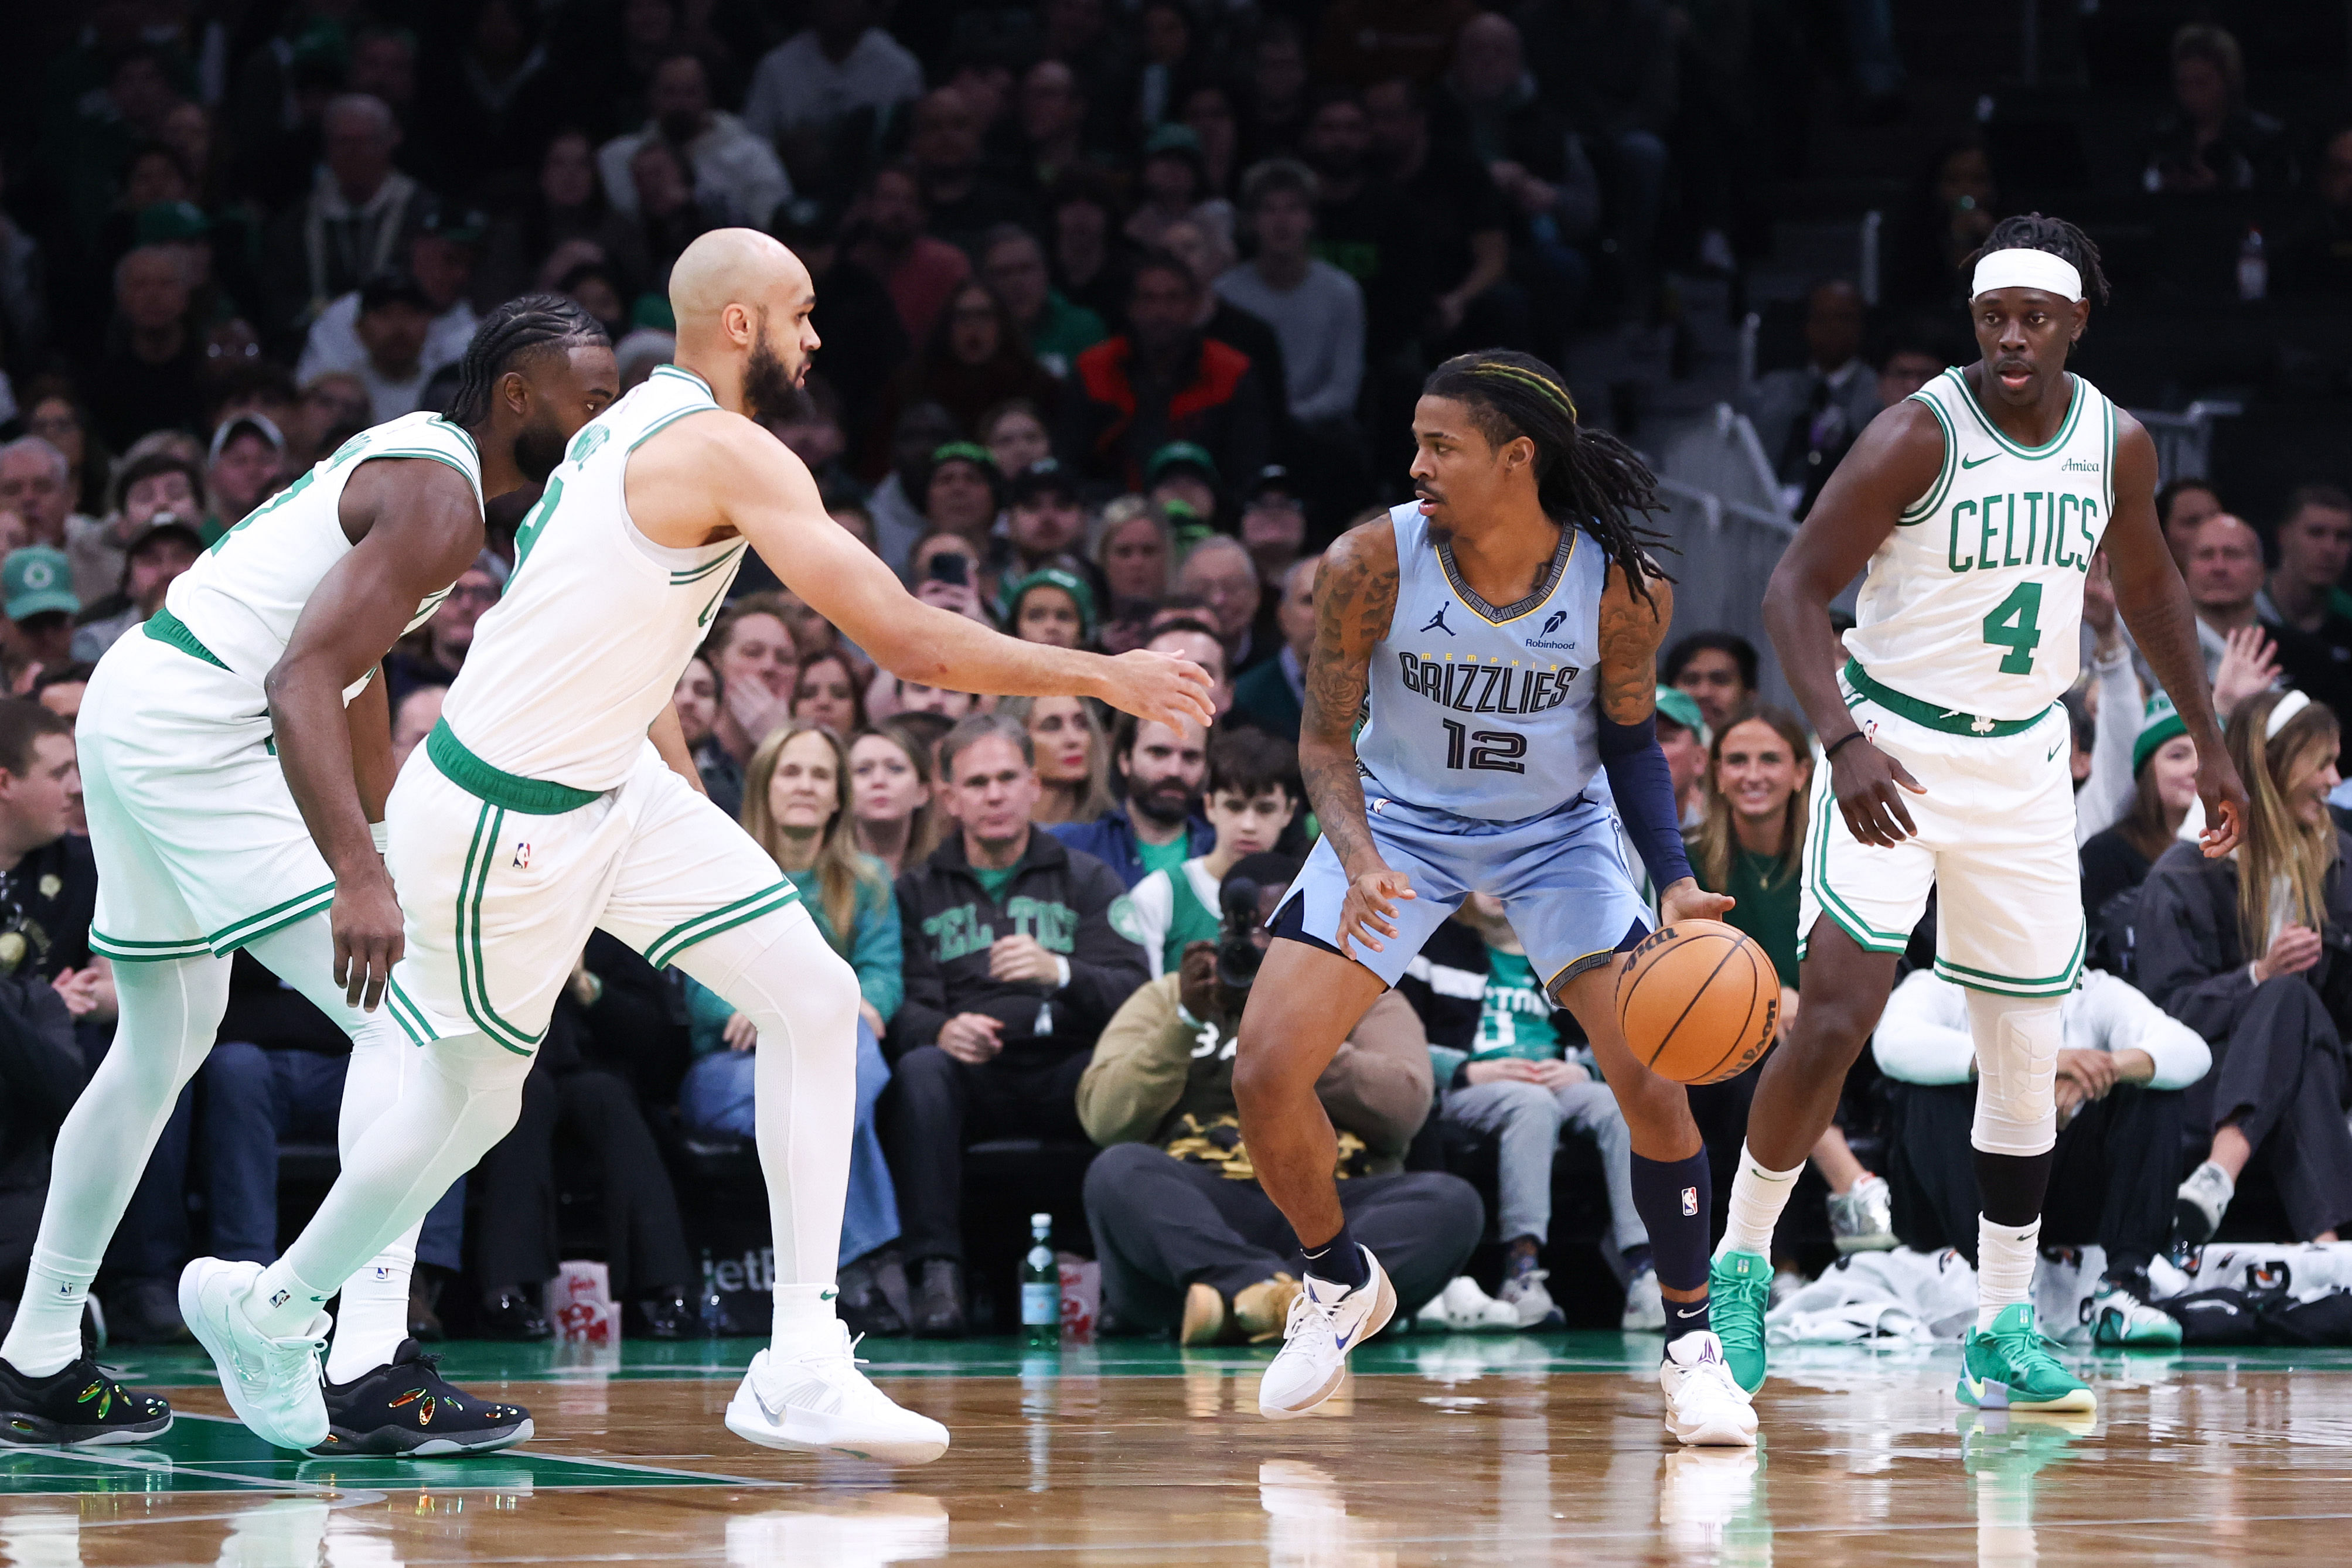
[32, 665, 93, 737]
[741, 0, 924, 144]
[1002, 568, 1096, 650]
[920, 444, 1005, 570]
[1877, 966, 2207, 1344]
[257, 93, 430, 347]
[1081, 854, 1480, 1342]
[907, 529, 991, 625]
[1015, 60, 1098, 195]
[84, 246, 207, 451]
[1044, 168, 1131, 328]
[2142, 23, 2295, 198]
[673, 653, 719, 754]
[980, 400, 1055, 479]
[1058, 249, 1272, 496]
[848, 161, 972, 349]
[390, 684, 444, 772]
[1002, 461, 1104, 606]
[1095, 500, 1175, 644]
[999, 694, 1113, 827]
[2, 550, 81, 682]
[1147, 442, 1223, 535]
[0, 439, 80, 553]
[2258, 486, 2352, 718]
[2159, 478, 2223, 573]
[1050, 709, 1213, 888]
[694, 597, 799, 819]
[285, 373, 371, 471]
[2083, 697, 2200, 964]
[849, 723, 942, 878]
[1176, 535, 1269, 671]
[64, 450, 202, 609]
[908, 85, 1037, 252]
[596, 54, 789, 229]
[206, 414, 287, 532]
[880, 279, 1062, 458]
[1126, 125, 1234, 258]
[1112, 728, 1298, 976]
[1237, 466, 1308, 589]
[472, 129, 653, 311]
[2138, 691, 2352, 1245]
[347, 272, 441, 424]
[681, 725, 905, 1336]
[792, 649, 867, 738]
[892, 677, 981, 721]
[1654, 686, 1710, 830]
[294, 217, 479, 391]
[69, 518, 202, 663]
[979, 226, 1106, 380]
[1230, 555, 1318, 742]
[16, 390, 105, 526]
[1146, 615, 1234, 717]
[2187, 514, 2276, 698]
[195, 953, 466, 1341]
[1435, 893, 1651, 1330]
[473, 931, 700, 1338]
[1362, 77, 1522, 359]
[1664, 632, 1759, 732]
[1876, 336, 1947, 408]
[2276, 123, 2352, 298]
[885, 714, 1150, 1335]
[1745, 280, 1879, 519]
[384, 554, 500, 711]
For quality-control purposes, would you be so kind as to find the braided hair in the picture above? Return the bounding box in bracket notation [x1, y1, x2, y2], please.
[1421, 349, 1671, 606]
[1962, 212, 2112, 305]
[444, 294, 611, 428]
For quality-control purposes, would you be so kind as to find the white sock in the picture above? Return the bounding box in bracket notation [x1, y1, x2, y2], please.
[1976, 1215, 2041, 1331]
[772, 1283, 840, 1351]
[1, 953, 229, 1377]
[1716, 1142, 1804, 1259]
[325, 1231, 417, 1385]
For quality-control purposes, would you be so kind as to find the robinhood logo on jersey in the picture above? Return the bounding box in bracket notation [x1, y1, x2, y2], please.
[1524, 608, 1578, 652]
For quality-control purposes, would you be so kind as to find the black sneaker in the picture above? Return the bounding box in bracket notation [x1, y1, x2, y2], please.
[309, 1340, 533, 1457]
[0, 1356, 172, 1447]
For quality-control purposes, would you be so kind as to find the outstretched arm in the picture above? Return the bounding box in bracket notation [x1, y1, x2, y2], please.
[265, 459, 485, 1009]
[681, 422, 1214, 730]
[1763, 400, 1942, 847]
[2103, 413, 2246, 855]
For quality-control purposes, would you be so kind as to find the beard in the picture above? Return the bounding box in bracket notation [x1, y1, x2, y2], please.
[1129, 776, 1195, 827]
[743, 330, 802, 421]
[513, 418, 567, 483]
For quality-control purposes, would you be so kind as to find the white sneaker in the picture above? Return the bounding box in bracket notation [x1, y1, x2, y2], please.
[724, 1322, 949, 1464]
[1257, 1248, 1395, 1420]
[178, 1258, 329, 1451]
[1413, 1275, 1519, 1333]
[2176, 1160, 2235, 1245]
[1658, 1330, 1758, 1447]
[1621, 1267, 1666, 1332]
[2087, 1281, 2184, 1348]
[1498, 1267, 1564, 1329]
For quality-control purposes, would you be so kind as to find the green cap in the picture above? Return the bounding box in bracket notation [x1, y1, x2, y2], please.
[2, 547, 79, 622]
[1655, 685, 1709, 746]
[1001, 567, 1097, 640]
[2132, 693, 2187, 778]
[930, 441, 997, 472]
[1146, 441, 1218, 486]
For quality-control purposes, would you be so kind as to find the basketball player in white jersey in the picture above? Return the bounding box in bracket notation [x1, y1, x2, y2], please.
[0, 298, 617, 1453]
[1713, 215, 2248, 1415]
[182, 228, 1214, 1463]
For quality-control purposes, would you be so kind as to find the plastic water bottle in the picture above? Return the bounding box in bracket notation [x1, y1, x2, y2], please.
[2238, 226, 2268, 302]
[1021, 1213, 1059, 1350]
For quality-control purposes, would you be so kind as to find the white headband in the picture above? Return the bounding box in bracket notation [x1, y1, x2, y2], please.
[1971, 248, 2083, 302]
[2266, 689, 2313, 740]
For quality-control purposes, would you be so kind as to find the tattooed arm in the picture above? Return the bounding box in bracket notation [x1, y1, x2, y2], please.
[1298, 519, 1410, 957]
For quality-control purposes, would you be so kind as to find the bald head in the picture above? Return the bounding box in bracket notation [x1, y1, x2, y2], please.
[669, 228, 822, 419]
[2186, 512, 2265, 620]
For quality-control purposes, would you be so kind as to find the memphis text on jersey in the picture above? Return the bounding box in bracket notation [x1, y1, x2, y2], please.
[1393, 650, 1580, 718]
[1942, 488, 2101, 574]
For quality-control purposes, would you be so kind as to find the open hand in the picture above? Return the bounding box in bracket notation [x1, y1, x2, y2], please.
[1659, 878, 1734, 926]
[330, 868, 405, 1011]
[1337, 868, 1415, 959]
[724, 674, 792, 750]
[1099, 648, 1216, 730]
[1829, 736, 1927, 847]
[2211, 625, 2280, 719]
[2254, 923, 2323, 983]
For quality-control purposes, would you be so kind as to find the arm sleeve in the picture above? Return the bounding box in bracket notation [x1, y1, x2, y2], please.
[2081, 972, 2212, 1089]
[1869, 970, 1978, 1084]
[851, 880, 905, 1026]
[1075, 976, 1195, 1146]
[885, 876, 949, 1059]
[1598, 713, 1694, 890]
[1314, 987, 1436, 1154]
[2075, 647, 2142, 845]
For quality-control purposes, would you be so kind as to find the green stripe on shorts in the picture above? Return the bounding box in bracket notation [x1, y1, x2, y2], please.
[643, 880, 802, 970]
[454, 802, 541, 1054]
[208, 882, 336, 955]
[1932, 923, 2086, 998]
[90, 931, 214, 962]
[1803, 778, 1910, 955]
[384, 976, 437, 1045]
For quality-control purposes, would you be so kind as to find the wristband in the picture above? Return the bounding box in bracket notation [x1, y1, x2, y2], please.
[1053, 955, 1072, 990]
[369, 820, 390, 853]
[1823, 731, 1867, 762]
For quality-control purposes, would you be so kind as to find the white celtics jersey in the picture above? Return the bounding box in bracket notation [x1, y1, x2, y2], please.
[165, 411, 482, 700]
[438, 363, 744, 792]
[1842, 367, 2117, 721]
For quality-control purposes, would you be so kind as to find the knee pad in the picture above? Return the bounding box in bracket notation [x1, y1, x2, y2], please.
[1967, 991, 2061, 1157]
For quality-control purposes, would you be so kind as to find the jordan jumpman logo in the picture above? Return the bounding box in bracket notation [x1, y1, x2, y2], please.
[1421, 603, 1455, 636]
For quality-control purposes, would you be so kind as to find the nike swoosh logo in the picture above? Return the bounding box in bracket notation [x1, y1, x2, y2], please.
[1333, 1329, 1355, 1351]
[820, 1290, 837, 1301]
[1960, 454, 1996, 469]
[2046, 741, 2063, 761]
[697, 586, 725, 627]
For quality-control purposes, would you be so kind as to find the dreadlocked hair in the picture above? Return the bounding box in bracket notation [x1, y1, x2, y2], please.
[1962, 212, 2112, 305]
[444, 294, 611, 427]
[1422, 349, 1672, 606]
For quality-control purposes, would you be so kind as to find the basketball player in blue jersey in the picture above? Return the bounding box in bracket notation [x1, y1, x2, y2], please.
[1716, 214, 2247, 1419]
[1233, 350, 1760, 1447]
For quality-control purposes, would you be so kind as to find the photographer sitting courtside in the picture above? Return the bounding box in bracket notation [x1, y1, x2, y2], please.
[887, 713, 1150, 1335]
[1080, 854, 1482, 1342]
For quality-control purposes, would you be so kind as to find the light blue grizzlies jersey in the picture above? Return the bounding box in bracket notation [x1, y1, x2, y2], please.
[1354, 502, 1607, 823]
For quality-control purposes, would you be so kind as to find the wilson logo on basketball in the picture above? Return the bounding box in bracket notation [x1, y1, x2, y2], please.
[1613, 920, 1781, 1085]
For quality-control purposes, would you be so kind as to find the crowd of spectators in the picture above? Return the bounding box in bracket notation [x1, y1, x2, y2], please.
[7, 4, 2352, 1349]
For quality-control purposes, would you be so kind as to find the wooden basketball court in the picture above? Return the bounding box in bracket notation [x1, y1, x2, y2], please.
[6, 1333, 2350, 1564]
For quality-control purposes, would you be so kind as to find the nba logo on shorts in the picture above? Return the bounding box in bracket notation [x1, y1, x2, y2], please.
[1681, 1187, 1699, 1217]
[513, 842, 532, 870]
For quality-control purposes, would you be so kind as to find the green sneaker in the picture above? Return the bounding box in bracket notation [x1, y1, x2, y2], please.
[1955, 1304, 2095, 1413]
[1707, 1250, 1772, 1394]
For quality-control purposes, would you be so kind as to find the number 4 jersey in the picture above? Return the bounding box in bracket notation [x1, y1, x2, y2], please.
[1843, 367, 2118, 721]
[1354, 500, 1607, 823]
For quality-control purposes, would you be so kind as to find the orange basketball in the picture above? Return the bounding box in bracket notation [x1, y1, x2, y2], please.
[1614, 920, 1781, 1085]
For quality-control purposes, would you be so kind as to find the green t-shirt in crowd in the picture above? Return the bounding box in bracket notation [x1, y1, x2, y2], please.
[1470, 949, 1563, 1062]
[1724, 848, 1802, 991]
[1136, 835, 1190, 880]
[972, 863, 1022, 902]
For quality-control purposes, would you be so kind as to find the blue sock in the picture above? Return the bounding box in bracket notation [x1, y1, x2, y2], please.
[1298, 1218, 1370, 1291]
[1631, 1148, 1713, 1334]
